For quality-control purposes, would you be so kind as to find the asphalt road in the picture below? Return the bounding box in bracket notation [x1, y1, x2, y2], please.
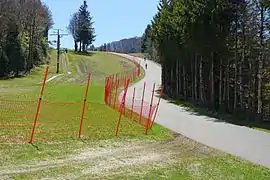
[113, 53, 270, 168]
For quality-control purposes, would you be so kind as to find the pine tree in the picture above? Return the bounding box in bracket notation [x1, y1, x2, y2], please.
[142, 0, 270, 121]
[77, 0, 95, 52]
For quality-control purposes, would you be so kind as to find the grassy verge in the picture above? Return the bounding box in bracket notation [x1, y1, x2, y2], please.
[128, 53, 146, 58]
[7, 135, 270, 179]
[107, 136, 270, 180]
[1, 51, 270, 179]
[64, 51, 137, 83]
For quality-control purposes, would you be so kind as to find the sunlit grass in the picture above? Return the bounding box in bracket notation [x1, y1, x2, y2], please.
[1, 51, 269, 179]
[0, 50, 171, 168]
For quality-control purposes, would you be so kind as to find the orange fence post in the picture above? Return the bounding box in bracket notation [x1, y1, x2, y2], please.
[130, 87, 136, 120]
[139, 82, 146, 124]
[115, 79, 130, 136]
[113, 74, 116, 89]
[123, 77, 128, 115]
[116, 106, 124, 136]
[133, 70, 135, 80]
[111, 74, 114, 90]
[115, 74, 117, 89]
[106, 77, 110, 104]
[137, 63, 140, 76]
[105, 77, 109, 104]
[146, 83, 155, 134]
[150, 84, 164, 128]
[78, 72, 91, 138]
[119, 74, 122, 87]
[108, 76, 113, 107]
[113, 79, 120, 108]
[29, 66, 49, 144]
[105, 76, 111, 105]
[118, 74, 120, 87]
[112, 76, 116, 108]
[104, 77, 108, 103]
[106, 77, 109, 103]
[118, 78, 128, 112]
[130, 72, 132, 82]
[122, 74, 124, 86]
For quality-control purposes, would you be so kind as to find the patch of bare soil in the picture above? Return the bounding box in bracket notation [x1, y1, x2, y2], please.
[0, 135, 223, 179]
[0, 87, 36, 95]
[119, 59, 131, 69]
[0, 135, 25, 144]
[75, 60, 90, 83]
[61, 54, 69, 73]
[77, 61, 88, 75]
[0, 87, 6, 93]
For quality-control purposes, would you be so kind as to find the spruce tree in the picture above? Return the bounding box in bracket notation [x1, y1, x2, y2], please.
[77, 0, 95, 52]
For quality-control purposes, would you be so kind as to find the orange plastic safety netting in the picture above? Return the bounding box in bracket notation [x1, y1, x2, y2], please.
[124, 98, 157, 127]
[0, 99, 36, 143]
[0, 99, 84, 143]
[104, 62, 163, 135]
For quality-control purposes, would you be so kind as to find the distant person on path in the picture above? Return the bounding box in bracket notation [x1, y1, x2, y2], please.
[145, 63, 147, 69]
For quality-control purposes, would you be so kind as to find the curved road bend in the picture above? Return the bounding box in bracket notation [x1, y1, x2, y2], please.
[112, 52, 270, 169]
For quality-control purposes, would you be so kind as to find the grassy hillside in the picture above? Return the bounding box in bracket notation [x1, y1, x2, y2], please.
[0, 51, 138, 100]
[129, 53, 146, 58]
[0, 50, 170, 167]
[0, 51, 269, 179]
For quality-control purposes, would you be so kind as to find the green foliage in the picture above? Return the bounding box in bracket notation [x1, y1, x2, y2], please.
[68, 0, 95, 52]
[101, 37, 142, 53]
[5, 26, 26, 76]
[143, 0, 270, 120]
[0, 0, 53, 78]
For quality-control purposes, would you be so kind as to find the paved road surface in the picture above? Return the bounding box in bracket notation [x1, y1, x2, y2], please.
[113, 53, 270, 168]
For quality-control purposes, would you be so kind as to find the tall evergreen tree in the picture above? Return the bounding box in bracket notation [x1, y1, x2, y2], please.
[143, 0, 270, 121]
[68, 1, 95, 52]
[78, 0, 95, 52]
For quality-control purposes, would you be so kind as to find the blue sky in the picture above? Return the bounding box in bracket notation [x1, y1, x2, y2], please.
[42, 0, 158, 49]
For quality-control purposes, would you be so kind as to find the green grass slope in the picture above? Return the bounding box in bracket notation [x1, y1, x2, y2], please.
[128, 53, 146, 58]
[0, 51, 269, 179]
[0, 50, 170, 164]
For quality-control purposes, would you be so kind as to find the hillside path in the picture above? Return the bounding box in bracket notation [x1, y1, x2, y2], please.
[113, 53, 270, 169]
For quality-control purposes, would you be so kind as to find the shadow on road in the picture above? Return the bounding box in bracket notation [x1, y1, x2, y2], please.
[159, 92, 270, 132]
